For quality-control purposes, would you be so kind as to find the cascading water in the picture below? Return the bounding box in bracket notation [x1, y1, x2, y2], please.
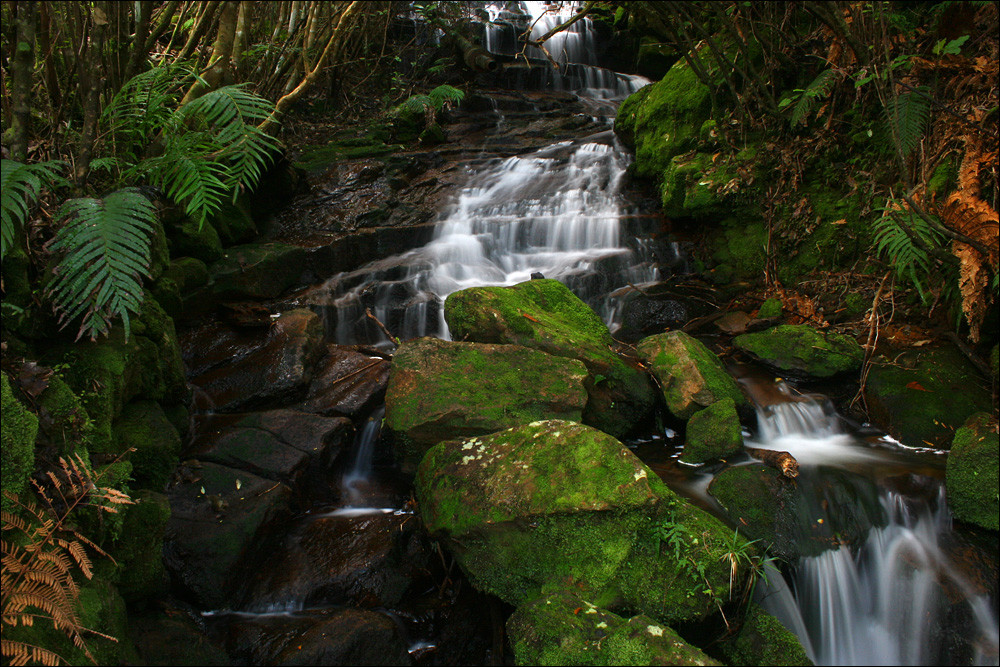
[744, 381, 1000, 666]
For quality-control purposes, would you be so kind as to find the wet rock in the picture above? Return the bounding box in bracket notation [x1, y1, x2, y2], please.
[416, 419, 749, 623]
[714, 603, 813, 666]
[946, 412, 999, 531]
[114, 490, 171, 603]
[130, 604, 232, 665]
[226, 608, 410, 666]
[113, 400, 182, 490]
[190, 309, 325, 412]
[618, 294, 690, 342]
[733, 325, 863, 379]
[241, 511, 429, 611]
[164, 462, 292, 608]
[682, 397, 743, 464]
[864, 345, 992, 448]
[210, 242, 310, 301]
[385, 337, 588, 470]
[300, 346, 390, 419]
[164, 212, 224, 263]
[508, 590, 719, 666]
[636, 330, 747, 420]
[444, 279, 656, 439]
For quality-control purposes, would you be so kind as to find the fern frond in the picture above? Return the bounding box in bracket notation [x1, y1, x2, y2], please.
[885, 89, 930, 158]
[428, 84, 465, 109]
[1, 160, 67, 259]
[874, 201, 946, 302]
[140, 145, 231, 228]
[791, 69, 839, 126]
[48, 189, 157, 341]
[101, 63, 194, 159]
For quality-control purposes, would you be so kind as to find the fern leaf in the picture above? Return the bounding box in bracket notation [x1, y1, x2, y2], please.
[48, 189, 157, 340]
[1, 160, 67, 259]
[428, 84, 465, 110]
[791, 69, 839, 126]
[886, 89, 930, 157]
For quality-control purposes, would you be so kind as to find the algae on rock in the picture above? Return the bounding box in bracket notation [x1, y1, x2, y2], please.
[733, 325, 863, 378]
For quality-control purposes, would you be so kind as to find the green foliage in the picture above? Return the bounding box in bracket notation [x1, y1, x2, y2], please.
[874, 201, 947, 302]
[1, 160, 67, 259]
[397, 84, 465, 116]
[102, 64, 279, 228]
[885, 89, 930, 158]
[933, 34, 969, 56]
[652, 520, 712, 598]
[782, 68, 840, 126]
[48, 189, 158, 341]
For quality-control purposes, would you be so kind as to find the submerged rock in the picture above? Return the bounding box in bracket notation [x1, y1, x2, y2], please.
[733, 325, 863, 379]
[384, 337, 588, 470]
[946, 412, 999, 531]
[636, 330, 746, 420]
[444, 279, 656, 438]
[682, 397, 743, 464]
[864, 345, 992, 448]
[416, 420, 748, 623]
[507, 590, 719, 666]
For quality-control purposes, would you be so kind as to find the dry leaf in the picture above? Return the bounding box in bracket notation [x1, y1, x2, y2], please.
[906, 381, 931, 392]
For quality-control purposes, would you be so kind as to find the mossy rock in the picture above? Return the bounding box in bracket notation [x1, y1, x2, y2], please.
[417, 420, 749, 623]
[636, 331, 747, 421]
[209, 242, 310, 300]
[946, 412, 999, 531]
[385, 337, 588, 470]
[35, 372, 95, 458]
[1, 371, 38, 511]
[709, 219, 769, 281]
[209, 196, 258, 247]
[115, 490, 171, 603]
[113, 400, 182, 490]
[864, 346, 992, 448]
[444, 280, 656, 439]
[733, 325, 863, 378]
[295, 133, 399, 173]
[714, 603, 813, 666]
[163, 214, 224, 263]
[1, 245, 33, 308]
[508, 590, 719, 666]
[682, 398, 743, 464]
[758, 298, 783, 319]
[162, 257, 210, 293]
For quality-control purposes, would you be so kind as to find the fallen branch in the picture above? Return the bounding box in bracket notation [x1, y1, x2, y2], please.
[366, 307, 399, 347]
[745, 447, 799, 478]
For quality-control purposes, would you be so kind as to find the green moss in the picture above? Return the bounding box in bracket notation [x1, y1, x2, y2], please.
[209, 196, 257, 246]
[295, 132, 400, 173]
[733, 325, 863, 378]
[682, 398, 743, 464]
[758, 298, 783, 319]
[715, 603, 813, 666]
[113, 400, 182, 490]
[614, 84, 653, 147]
[845, 292, 868, 317]
[210, 242, 310, 300]
[164, 214, 224, 263]
[946, 412, 999, 531]
[927, 158, 957, 198]
[1, 372, 38, 511]
[709, 219, 768, 280]
[115, 490, 170, 602]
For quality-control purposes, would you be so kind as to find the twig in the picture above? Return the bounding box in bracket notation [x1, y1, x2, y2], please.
[366, 307, 399, 346]
[852, 271, 892, 413]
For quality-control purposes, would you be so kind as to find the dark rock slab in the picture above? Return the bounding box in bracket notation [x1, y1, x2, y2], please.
[300, 345, 390, 418]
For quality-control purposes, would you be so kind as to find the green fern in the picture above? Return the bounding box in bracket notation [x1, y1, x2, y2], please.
[885, 89, 930, 158]
[47, 189, 158, 340]
[789, 69, 839, 126]
[1, 159, 67, 259]
[873, 202, 946, 302]
[428, 84, 464, 109]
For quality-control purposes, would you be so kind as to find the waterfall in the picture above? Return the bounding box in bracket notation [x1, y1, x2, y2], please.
[749, 381, 1000, 666]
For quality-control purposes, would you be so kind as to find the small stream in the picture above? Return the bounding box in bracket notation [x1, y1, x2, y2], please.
[182, 3, 997, 664]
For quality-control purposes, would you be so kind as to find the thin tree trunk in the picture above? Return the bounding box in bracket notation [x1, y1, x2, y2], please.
[76, 2, 108, 183]
[181, 0, 238, 103]
[125, 0, 153, 82]
[174, 0, 221, 63]
[144, 0, 181, 53]
[10, 1, 38, 162]
[39, 2, 62, 115]
[232, 0, 247, 70]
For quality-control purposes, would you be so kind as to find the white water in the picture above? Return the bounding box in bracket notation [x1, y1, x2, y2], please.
[751, 383, 999, 666]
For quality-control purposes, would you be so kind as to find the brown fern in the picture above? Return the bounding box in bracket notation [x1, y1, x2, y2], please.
[1, 454, 134, 666]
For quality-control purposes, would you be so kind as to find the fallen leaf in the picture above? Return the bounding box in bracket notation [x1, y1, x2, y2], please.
[18, 361, 53, 398]
[906, 381, 931, 392]
[831, 218, 847, 225]
[912, 339, 932, 347]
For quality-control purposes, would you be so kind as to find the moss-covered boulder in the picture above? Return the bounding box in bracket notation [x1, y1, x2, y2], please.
[385, 337, 588, 470]
[636, 331, 746, 421]
[682, 397, 743, 464]
[151, 257, 211, 319]
[1, 371, 38, 510]
[115, 490, 171, 603]
[733, 325, 863, 378]
[113, 400, 182, 490]
[946, 412, 999, 531]
[163, 214, 224, 263]
[444, 280, 656, 439]
[35, 372, 94, 457]
[417, 420, 748, 623]
[864, 346, 992, 448]
[209, 197, 257, 246]
[715, 603, 813, 666]
[507, 590, 719, 666]
[210, 242, 310, 300]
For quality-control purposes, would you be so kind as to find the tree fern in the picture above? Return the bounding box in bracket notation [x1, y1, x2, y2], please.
[874, 201, 946, 302]
[885, 89, 930, 158]
[47, 189, 157, 341]
[1, 160, 66, 259]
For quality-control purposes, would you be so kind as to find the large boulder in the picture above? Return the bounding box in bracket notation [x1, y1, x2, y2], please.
[946, 412, 999, 531]
[1, 372, 38, 511]
[114, 490, 171, 603]
[416, 420, 748, 623]
[733, 325, 863, 379]
[636, 331, 746, 421]
[385, 337, 588, 470]
[189, 309, 326, 412]
[210, 243, 310, 301]
[864, 345, 992, 448]
[299, 345, 390, 419]
[444, 279, 656, 438]
[113, 400, 182, 490]
[682, 397, 743, 464]
[714, 603, 813, 666]
[507, 590, 719, 666]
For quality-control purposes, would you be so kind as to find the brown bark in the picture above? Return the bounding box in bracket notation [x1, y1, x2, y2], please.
[124, 0, 153, 82]
[181, 0, 239, 104]
[144, 0, 182, 53]
[745, 447, 800, 479]
[10, 1, 38, 162]
[75, 2, 108, 184]
[174, 0, 221, 63]
[39, 2, 62, 113]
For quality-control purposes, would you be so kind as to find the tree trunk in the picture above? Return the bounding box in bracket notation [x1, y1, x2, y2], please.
[75, 2, 108, 184]
[10, 1, 38, 162]
[174, 0, 221, 63]
[181, 0, 238, 104]
[144, 0, 182, 53]
[39, 2, 62, 114]
[124, 0, 153, 82]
